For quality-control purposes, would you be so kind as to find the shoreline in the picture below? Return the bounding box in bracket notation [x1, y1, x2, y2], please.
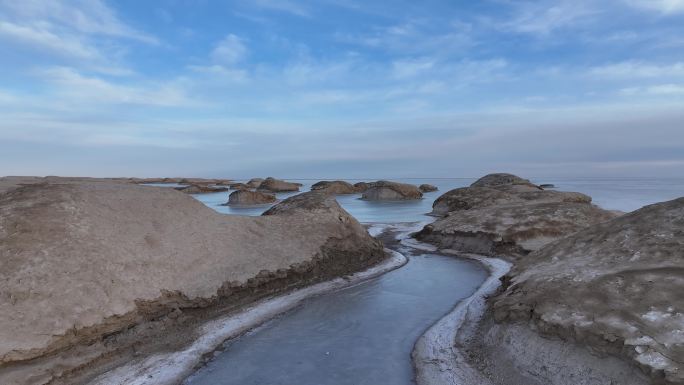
[91, 248, 408, 385]
[410, 248, 511, 385]
[371, 220, 514, 385]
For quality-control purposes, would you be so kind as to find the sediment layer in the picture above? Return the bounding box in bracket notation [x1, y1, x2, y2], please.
[0, 179, 385, 384]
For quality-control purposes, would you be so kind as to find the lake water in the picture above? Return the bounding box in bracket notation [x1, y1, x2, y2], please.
[163, 177, 684, 222]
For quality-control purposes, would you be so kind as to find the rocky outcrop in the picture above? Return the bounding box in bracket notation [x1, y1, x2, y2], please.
[130, 177, 232, 185]
[0, 181, 384, 384]
[353, 182, 370, 192]
[174, 184, 229, 194]
[246, 178, 264, 188]
[416, 202, 616, 257]
[470, 173, 537, 189]
[263, 191, 341, 216]
[430, 186, 592, 217]
[311, 180, 359, 195]
[490, 197, 684, 384]
[417, 173, 615, 256]
[129, 177, 169, 184]
[178, 178, 232, 185]
[226, 190, 276, 205]
[419, 184, 438, 193]
[430, 187, 518, 216]
[257, 177, 301, 192]
[361, 181, 423, 201]
[229, 183, 250, 190]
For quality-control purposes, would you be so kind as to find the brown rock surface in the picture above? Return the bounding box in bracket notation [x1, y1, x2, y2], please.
[129, 177, 232, 185]
[229, 183, 250, 190]
[175, 184, 229, 194]
[226, 190, 276, 205]
[470, 173, 537, 189]
[417, 201, 617, 256]
[353, 182, 370, 192]
[430, 186, 519, 216]
[257, 177, 301, 192]
[361, 180, 423, 201]
[491, 197, 684, 384]
[178, 178, 231, 185]
[311, 180, 359, 194]
[246, 178, 264, 188]
[419, 184, 438, 193]
[0, 180, 384, 383]
[418, 173, 615, 256]
[431, 182, 592, 217]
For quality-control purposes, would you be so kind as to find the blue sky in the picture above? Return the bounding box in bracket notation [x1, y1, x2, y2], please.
[0, 0, 683, 178]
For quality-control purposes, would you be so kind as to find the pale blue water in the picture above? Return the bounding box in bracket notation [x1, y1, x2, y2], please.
[184, 254, 487, 385]
[154, 177, 684, 221]
[533, 178, 684, 213]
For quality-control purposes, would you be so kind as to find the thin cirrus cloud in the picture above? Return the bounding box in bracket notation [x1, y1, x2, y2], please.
[0, 0, 683, 177]
[623, 0, 684, 14]
[0, 0, 157, 42]
[0, 21, 101, 60]
[502, 1, 601, 35]
[210, 34, 248, 64]
[249, 0, 312, 17]
[589, 61, 684, 78]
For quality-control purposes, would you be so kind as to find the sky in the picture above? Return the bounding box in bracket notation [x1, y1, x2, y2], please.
[0, 0, 683, 179]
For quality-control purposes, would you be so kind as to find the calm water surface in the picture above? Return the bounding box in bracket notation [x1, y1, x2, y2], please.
[160, 177, 684, 220]
[184, 254, 487, 385]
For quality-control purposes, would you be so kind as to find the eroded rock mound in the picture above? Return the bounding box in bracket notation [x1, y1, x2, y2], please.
[418, 173, 613, 256]
[0, 181, 384, 383]
[257, 177, 301, 192]
[263, 191, 339, 216]
[431, 186, 518, 216]
[431, 180, 592, 217]
[246, 178, 264, 188]
[227, 190, 276, 205]
[229, 183, 250, 190]
[178, 178, 231, 185]
[417, 202, 616, 256]
[353, 182, 370, 192]
[419, 184, 438, 193]
[491, 197, 684, 384]
[471, 173, 537, 188]
[311, 180, 358, 195]
[361, 181, 423, 201]
[175, 184, 229, 194]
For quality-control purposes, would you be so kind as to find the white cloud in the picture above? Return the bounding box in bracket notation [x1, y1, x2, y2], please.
[0, 89, 19, 105]
[0, 0, 157, 74]
[391, 58, 435, 78]
[0, 0, 156, 43]
[189, 35, 250, 84]
[0, 21, 99, 59]
[620, 84, 684, 96]
[37, 67, 195, 107]
[282, 58, 356, 85]
[187, 65, 249, 83]
[648, 84, 684, 94]
[336, 20, 472, 54]
[504, 1, 600, 35]
[590, 61, 684, 78]
[623, 0, 684, 14]
[250, 0, 311, 17]
[211, 34, 248, 64]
